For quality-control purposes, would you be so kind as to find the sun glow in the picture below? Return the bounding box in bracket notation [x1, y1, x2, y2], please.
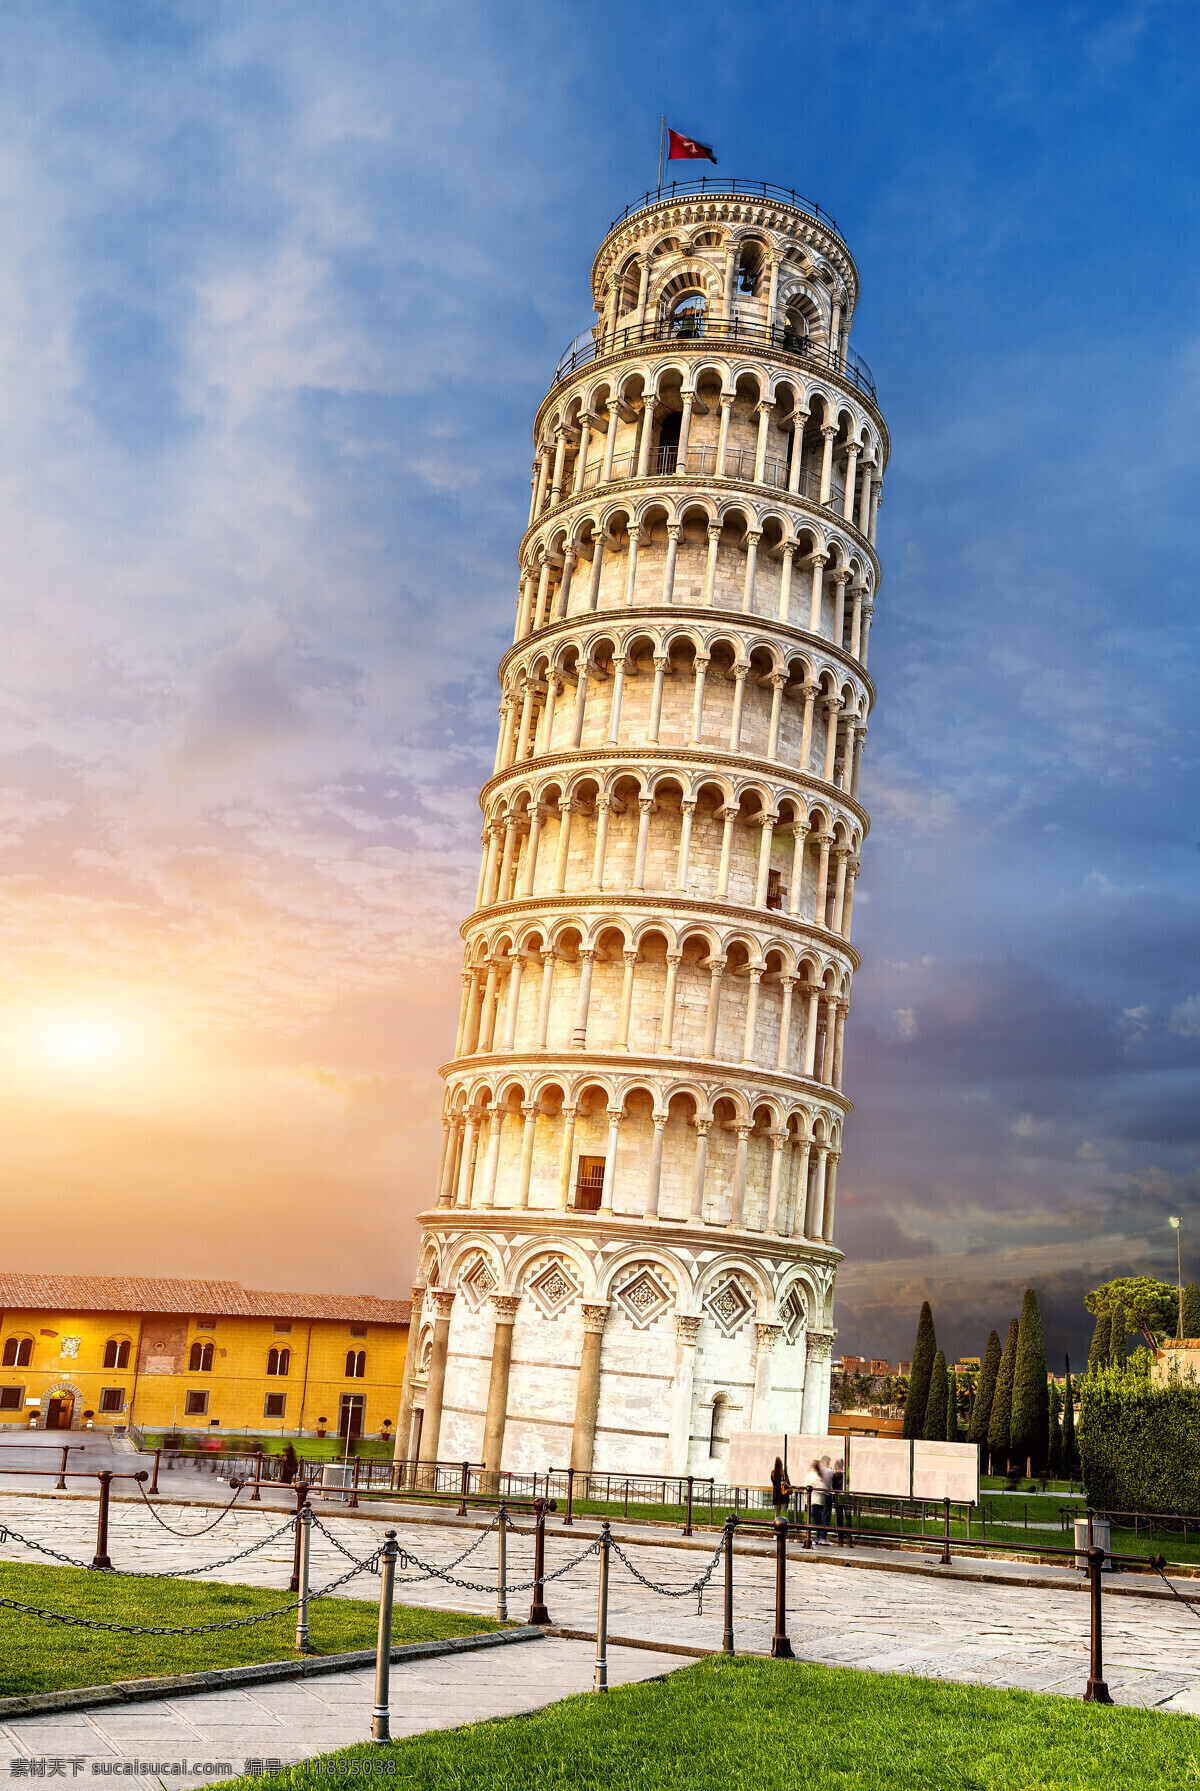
[13, 1006, 143, 1078]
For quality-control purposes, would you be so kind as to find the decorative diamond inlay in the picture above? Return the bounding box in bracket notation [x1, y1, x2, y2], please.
[527, 1258, 579, 1317]
[705, 1275, 754, 1338]
[780, 1286, 807, 1343]
[459, 1255, 497, 1312]
[615, 1266, 672, 1331]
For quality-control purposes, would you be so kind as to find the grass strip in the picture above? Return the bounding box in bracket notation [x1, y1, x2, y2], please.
[219, 1654, 1200, 1791]
[0, 1561, 499, 1696]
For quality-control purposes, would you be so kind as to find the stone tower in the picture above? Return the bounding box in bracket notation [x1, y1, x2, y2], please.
[395, 179, 886, 1485]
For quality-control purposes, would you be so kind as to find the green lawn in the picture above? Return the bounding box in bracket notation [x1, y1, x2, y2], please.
[0, 1561, 500, 1696]
[216, 1655, 1200, 1791]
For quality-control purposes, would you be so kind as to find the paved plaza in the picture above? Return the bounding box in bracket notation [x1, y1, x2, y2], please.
[3, 1486, 1200, 1782]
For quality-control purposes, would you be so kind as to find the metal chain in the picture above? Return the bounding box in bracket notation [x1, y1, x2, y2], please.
[610, 1536, 724, 1615]
[0, 1515, 296, 1580]
[1155, 1564, 1200, 1619]
[0, 1524, 92, 1570]
[135, 1480, 244, 1535]
[395, 1535, 600, 1595]
[0, 1553, 379, 1637]
[384, 1514, 502, 1585]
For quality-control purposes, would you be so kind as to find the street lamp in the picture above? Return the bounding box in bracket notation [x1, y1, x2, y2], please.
[1170, 1217, 1183, 1341]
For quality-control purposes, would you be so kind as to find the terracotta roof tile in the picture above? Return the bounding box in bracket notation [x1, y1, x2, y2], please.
[0, 1273, 410, 1326]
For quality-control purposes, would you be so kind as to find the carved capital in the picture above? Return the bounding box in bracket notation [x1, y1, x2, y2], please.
[433, 1290, 456, 1321]
[491, 1294, 522, 1323]
[806, 1327, 836, 1362]
[755, 1321, 783, 1353]
[581, 1302, 611, 1336]
[676, 1314, 703, 1346]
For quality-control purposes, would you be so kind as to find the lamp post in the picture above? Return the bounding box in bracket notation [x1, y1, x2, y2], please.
[1171, 1217, 1183, 1341]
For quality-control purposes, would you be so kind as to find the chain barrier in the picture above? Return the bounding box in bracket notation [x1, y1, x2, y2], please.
[1154, 1563, 1200, 1619]
[394, 1533, 601, 1596]
[0, 1552, 380, 1637]
[610, 1535, 725, 1616]
[0, 1514, 296, 1580]
[135, 1479, 245, 1535]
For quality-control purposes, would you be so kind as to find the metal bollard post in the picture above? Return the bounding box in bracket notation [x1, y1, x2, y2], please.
[723, 1513, 738, 1655]
[1083, 1545, 1112, 1704]
[564, 1466, 575, 1526]
[149, 1447, 161, 1496]
[941, 1496, 952, 1566]
[289, 1483, 308, 1591]
[351, 1456, 361, 1510]
[458, 1460, 470, 1517]
[91, 1471, 114, 1570]
[251, 1451, 263, 1503]
[371, 1530, 400, 1742]
[294, 1503, 313, 1651]
[497, 1500, 509, 1621]
[771, 1515, 794, 1659]
[56, 1446, 70, 1492]
[529, 1496, 551, 1624]
[593, 1523, 611, 1693]
[684, 1474, 694, 1538]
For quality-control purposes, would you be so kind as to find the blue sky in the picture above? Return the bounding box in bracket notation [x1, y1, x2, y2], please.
[0, 0, 1196, 1365]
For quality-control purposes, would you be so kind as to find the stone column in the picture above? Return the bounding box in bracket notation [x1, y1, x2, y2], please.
[831, 847, 850, 934]
[535, 951, 555, 1047]
[647, 655, 668, 742]
[532, 559, 552, 632]
[799, 680, 818, 769]
[622, 530, 640, 608]
[532, 448, 550, 516]
[617, 951, 637, 1047]
[869, 480, 881, 545]
[702, 526, 721, 605]
[570, 1304, 610, 1473]
[665, 1315, 702, 1475]
[728, 665, 748, 751]
[715, 395, 733, 476]
[813, 832, 833, 927]
[777, 545, 795, 623]
[572, 415, 592, 493]
[821, 999, 838, 1084]
[553, 799, 576, 890]
[601, 401, 620, 481]
[841, 442, 860, 522]
[860, 599, 874, 667]
[822, 1151, 841, 1243]
[764, 1130, 787, 1234]
[787, 411, 809, 494]
[801, 1329, 836, 1434]
[832, 570, 850, 650]
[518, 806, 546, 898]
[716, 805, 737, 899]
[416, 1290, 455, 1467]
[843, 861, 860, 939]
[688, 1120, 710, 1219]
[788, 827, 807, 917]
[636, 393, 657, 475]
[849, 585, 864, 659]
[453, 972, 473, 1058]
[392, 1282, 426, 1477]
[515, 1102, 539, 1209]
[689, 654, 709, 742]
[600, 1107, 622, 1211]
[632, 798, 653, 889]
[572, 949, 596, 1046]
[766, 673, 786, 758]
[675, 799, 696, 889]
[477, 1103, 504, 1208]
[750, 1322, 782, 1430]
[661, 526, 681, 605]
[659, 951, 682, 1052]
[802, 985, 821, 1077]
[776, 974, 796, 1071]
[809, 1144, 829, 1237]
[480, 1294, 522, 1481]
[606, 656, 627, 739]
[480, 824, 503, 906]
[833, 1004, 848, 1091]
[556, 547, 576, 621]
[808, 552, 829, 633]
[822, 697, 843, 784]
[753, 401, 772, 484]
[741, 967, 763, 1064]
[702, 959, 724, 1057]
[818, 426, 836, 505]
[788, 1137, 812, 1238]
[549, 428, 568, 505]
[497, 817, 520, 900]
[437, 1118, 462, 1207]
[477, 960, 501, 1053]
[729, 1124, 751, 1226]
[851, 728, 866, 800]
[590, 798, 612, 888]
[556, 1103, 579, 1208]
[455, 1110, 480, 1206]
[676, 391, 695, 471]
[741, 530, 761, 613]
[633, 255, 652, 329]
[643, 1113, 667, 1216]
[754, 811, 777, 907]
[586, 538, 605, 611]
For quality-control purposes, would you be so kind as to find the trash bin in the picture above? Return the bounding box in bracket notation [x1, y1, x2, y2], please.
[1074, 1516, 1112, 1570]
[322, 1463, 353, 1505]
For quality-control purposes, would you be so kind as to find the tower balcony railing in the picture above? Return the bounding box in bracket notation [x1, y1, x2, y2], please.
[552, 314, 876, 403]
[608, 176, 841, 240]
[571, 444, 846, 509]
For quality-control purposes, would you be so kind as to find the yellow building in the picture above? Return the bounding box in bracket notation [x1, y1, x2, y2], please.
[0, 1274, 410, 1440]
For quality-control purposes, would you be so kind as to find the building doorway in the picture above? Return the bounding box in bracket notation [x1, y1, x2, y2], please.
[338, 1394, 365, 1442]
[46, 1395, 74, 1430]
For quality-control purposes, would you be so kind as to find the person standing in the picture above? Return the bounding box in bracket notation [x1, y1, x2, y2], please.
[831, 1457, 849, 1545]
[770, 1455, 791, 1519]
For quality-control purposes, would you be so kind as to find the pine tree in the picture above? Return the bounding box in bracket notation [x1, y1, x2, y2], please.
[923, 1351, 949, 1442]
[904, 1301, 937, 1440]
[1109, 1302, 1127, 1365]
[1062, 1355, 1077, 1476]
[946, 1366, 959, 1442]
[988, 1317, 1019, 1472]
[1087, 1310, 1111, 1374]
[969, 1330, 1002, 1446]
[1048, 1381, 1063, 1476]
[1010, 1288, 1050, 1474]
[1182, 1283, 1200, 1338]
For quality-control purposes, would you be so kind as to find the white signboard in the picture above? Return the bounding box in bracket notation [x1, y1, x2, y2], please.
[912, 1439, 979, 1503]
[786, 1435, 842, 1481]
[848, 1436, 911, 1497]
[725, 1433, 787, 1489]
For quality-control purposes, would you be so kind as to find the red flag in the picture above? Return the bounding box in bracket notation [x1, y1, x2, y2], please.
[668, 128, 717, 164]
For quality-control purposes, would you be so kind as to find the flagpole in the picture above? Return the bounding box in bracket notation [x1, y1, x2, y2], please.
[657, 114, 664, 198]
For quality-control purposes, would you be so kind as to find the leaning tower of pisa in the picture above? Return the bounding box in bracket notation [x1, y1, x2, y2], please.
[394, 179, 887, 1484]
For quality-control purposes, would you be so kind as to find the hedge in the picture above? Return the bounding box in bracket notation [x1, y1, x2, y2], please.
[1080, 1361, 1200, 1516]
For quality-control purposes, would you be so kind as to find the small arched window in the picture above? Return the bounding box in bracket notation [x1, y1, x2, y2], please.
[2, 1336, 31, 1368]
[189, 1341, 214, 1372]
[103, 1339, 130, 1370]
[345, 1349, 366, 1379]
[267, 1347, 290, 1377]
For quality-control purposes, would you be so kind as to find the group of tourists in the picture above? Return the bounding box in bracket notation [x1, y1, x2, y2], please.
[770, 1453, 847, 1543]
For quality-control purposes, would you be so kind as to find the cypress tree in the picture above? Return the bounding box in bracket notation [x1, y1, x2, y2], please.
[903, 1301, 937, 1440]
[1087, 1310, 1111, 1374]
[946, 1365, 959, 1442]
[1182, 1283, 1200, 1339]
[1109, 1302, 1127, 1365]
[1062, 1355, 1077, 1475]
[988, 1317, 1019, 1472]
[923, 1351, 949, 1442]
[1048, 1381, 1063, 1477]
[1010, 1288, 1050, 1474]
[969, 1329, 1002, 1446]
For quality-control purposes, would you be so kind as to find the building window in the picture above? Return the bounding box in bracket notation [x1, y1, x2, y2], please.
[266, 1347, 290, 1376]
[574, 1157, 605, 1212]
[0, 1386, 23, 1410]
[103, 1339, 131, 1370]
[766, 869, 785, 911]
[2, 1338, 32, 1368]
[99, 1387, 124, 1414]
[339, 1393, 365, 1440]
[273, 1322, 292, 1335]
[345, 1349, 366, 1379]
[189, 1341, 214, 1372]
[263, 1392, 286, 1419]
[349, 1324, 368, 1339]
[184, 1390, 209, 1416]
[195, 1318, 216, 1331]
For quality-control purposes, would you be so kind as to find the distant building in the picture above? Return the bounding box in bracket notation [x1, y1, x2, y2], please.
[0, 1274, 409, 1440]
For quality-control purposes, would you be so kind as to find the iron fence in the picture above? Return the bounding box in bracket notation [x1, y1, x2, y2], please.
[551, 315, 876, 403]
